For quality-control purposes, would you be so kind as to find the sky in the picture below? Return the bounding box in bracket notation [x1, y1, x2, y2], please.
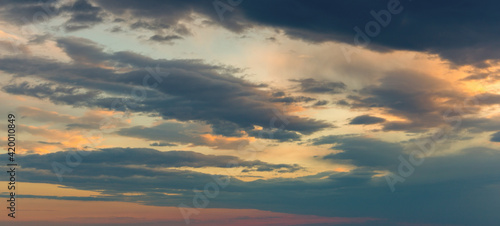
[0, 0, 500, 225]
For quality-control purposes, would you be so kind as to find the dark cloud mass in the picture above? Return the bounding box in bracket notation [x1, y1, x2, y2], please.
[3, 81, 101, 106]
[313, 135, 403, 169]
[1, 1, 500, 225]
[349, 115, 386, 125]
[0, 0, 105, 32]
[7, 0, 498, 66]
[230, 0, 500, 67]
[149, 142, 177, 147]
[340, 70, 494, 132]
[60, 0, 105, 31]
[491, 131, 500, 142]
[3, 0, 500, 65]
[0, 37, 331, 140]
[0, 0, 60, 25]
[17, 147, 302, 171]
[8, 145, 500, 225]
[149, 34, 183, 43]
[290, 78, 346, 94]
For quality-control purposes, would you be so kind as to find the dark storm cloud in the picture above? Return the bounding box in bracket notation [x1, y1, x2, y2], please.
[242, 163, 302, 173]
[3, 81, 101, 106]
[349, 115, 386, 125]
[271, 91, 285, 97]
[0, 0, 60, 25]
[312, 135, 403, 169]
[149, 142, 178, 147]
[471, 93, 500, 105]
[341, 70, 490, 132]
[13, 148, 303, 195]
[355, 71, 454, 114]
[270, 95, 316, 103]
[232, 0, 500, 67]
[149, 34, 183, 43]
[130, 20, 171, 31]
[17, 147, 301, 170]
[209, 120, 246, 137]
[461, 73, 492, 81]
[313, 100, 328, 106]
[56, 36, 110, 64]
[459, 117, 500, 133]
[65, 123, 97, 130]
[247, 128, 302, 142]
[4, 0, 500, 65]
[0, 0, 104, 32]
[336, 99, 350, 106]
[94, 0, 251, 34]
[490, 131, 500, 142]
[60, 0, 106, 32]
[290, 78, 346, 94]
[9, 146, 500, 225]
[50, 0, 500, 66]
[0, 37, 331, 140]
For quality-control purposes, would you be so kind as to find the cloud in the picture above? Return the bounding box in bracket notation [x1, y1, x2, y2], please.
[290, 78, 346, 94]
[313, 100, 328, 106]
[0, 40, 30, 57]
[38, 141, 62, 145]
[247, 128, 301, 142]
[232, 0, 500, 67]
[149, 34, 183, 43]
[461, 117, 500, 133]
[349, 115, 386, 125]
[312, 135, 403, 169]
[490, 131, 500, 142]
[0, 1, 498, 225]
[93, 0, 251, 33]
[149, 142, 177, 147]
[336, 99, 350, 106]
[17, 106, 127, 130]
[0, 37, 332, 140]
[342, 70, 475, 132]
[60, 0, 106, 32]
[10, 146, 500, 225]
[56, 36, 110, 65]
[3, 82, 101, 106]
[0, 0, 105, 32]
[461, 73, 493, 81]
[18, 147, 304, 178]
[116, 121, 252, 149]
[4, 0, 500, 66]
[0, 0, 61, 25]
[270, 95, 316, 104]
[16, 124, 102, 153]
[472, 93, 500, 105]
[51, 0, 500, 66]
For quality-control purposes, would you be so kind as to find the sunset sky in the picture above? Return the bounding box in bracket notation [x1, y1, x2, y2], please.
[1, 0, 500, 225]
